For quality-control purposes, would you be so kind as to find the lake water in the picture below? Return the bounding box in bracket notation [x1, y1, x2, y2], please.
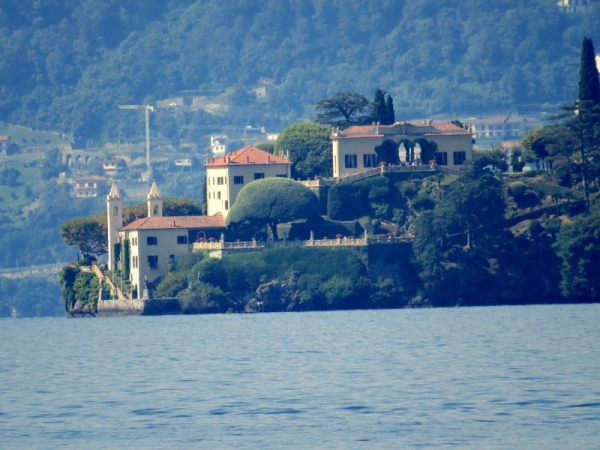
[1, 304, 599, 449]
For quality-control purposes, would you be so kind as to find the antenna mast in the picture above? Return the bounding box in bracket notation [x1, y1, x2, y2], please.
[118, 104, 154, 181]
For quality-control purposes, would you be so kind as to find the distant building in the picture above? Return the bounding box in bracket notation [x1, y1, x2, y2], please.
[557, 0, 591, 13]
[205, 146, 291, 217]
[102, 158, 127, 174]
[210, 135, 228, 155]
[74, 175, 108, 198]
[174, 158, 193, 168]
[468, 117, 530, 140]
[0, 136, 18, 155]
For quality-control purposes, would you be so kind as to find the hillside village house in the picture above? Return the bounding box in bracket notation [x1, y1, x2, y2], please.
[74, 175, 107, 198]
[205, 146, 291, 217]
[107, 182, 225, 298]
[0, 136, 18, 155]
[468, 116, 529, 140]
[102, 157, 127, 174]
[332, 121, 473, 177]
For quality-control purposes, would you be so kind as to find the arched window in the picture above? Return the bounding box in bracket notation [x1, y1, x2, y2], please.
[153, 205, 159, 215]
[113, 206, 118, 216]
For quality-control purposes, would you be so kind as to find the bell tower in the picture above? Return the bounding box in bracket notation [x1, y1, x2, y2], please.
[107, 182, 123, 271]
[147, 180, 163, 217]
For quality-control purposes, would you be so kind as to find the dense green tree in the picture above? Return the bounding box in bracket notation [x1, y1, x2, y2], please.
[274, 123, 332, 179]
[226, 178, 319, 240]
[579, 37, 600, 105]
[315, 93, 371, 128]
[372, 89, 387, 124]
[385, 95, 395, 125]
[0, 168, 21, 187]
[59, 216, 107, 257]
[554, 209, 600, 301]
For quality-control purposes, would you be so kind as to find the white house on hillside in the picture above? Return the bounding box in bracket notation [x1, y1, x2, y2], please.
[205, 146, 291, 217]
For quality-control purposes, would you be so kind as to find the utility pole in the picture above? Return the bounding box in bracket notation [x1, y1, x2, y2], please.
[118, 104, 154, 181]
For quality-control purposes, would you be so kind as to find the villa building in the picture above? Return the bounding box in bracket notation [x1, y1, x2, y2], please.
[468, 116, 530, 140]
[205, 146, 291, 217]
[107, 181, 225, 298]
[74, 175, 108, 198]
[332, 121, 473, 177]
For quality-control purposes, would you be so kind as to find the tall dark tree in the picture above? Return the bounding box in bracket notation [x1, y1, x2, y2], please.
[372, 89, 387, 124]
[579, 37, 600, 106]
[315, 93, 371, 128]
[385, 95, 395, 125]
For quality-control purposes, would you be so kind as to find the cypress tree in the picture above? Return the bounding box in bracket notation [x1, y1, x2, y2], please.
[385, 95, 395, 125]
[372, 89, 387, 124]
[579, 37, 600, 105]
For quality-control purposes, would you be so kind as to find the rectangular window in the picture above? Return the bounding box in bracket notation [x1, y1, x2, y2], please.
[224, 200, 229, 210]
[147, 236, 157, 245]
[177, 235, 188, 244]
[453, 151, 466, 165]
[132, 256, 138, 269]
[148, 255, 158, 269]
[363, 154, 377, 168]
[217, 191, 221, 200]
[345, 154, 357, 169]
[435, 152, 448, 166]
[276, 174, 287, 178]
[254, 173, 265, 180]
[234, 176, 244, 184]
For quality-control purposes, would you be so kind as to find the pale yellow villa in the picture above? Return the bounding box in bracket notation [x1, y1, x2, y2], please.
[332, 121, 473, 177]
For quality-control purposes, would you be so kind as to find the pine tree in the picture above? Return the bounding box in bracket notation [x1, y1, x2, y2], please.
[372, 89, 387, 124]
[385, 95, 395, 125]
[579, 37, 600, 105]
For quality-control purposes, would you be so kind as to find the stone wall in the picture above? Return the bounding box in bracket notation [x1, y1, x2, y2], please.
[97, 299, 181, 317]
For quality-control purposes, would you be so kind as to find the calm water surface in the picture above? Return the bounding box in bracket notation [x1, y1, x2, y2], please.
[1, 304, 599, 449]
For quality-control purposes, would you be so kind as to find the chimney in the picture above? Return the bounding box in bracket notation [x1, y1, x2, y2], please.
[267, 155, 271, 163]
[246, 156, 250, 163]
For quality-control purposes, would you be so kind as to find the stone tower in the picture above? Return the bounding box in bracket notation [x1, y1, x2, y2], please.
[147, 180, 163, 217]
[107, 182, 123, 271]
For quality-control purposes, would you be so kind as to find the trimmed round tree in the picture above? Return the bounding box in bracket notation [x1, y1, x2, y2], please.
[226, 178, 319, 240]
[274, 122, 332, 179]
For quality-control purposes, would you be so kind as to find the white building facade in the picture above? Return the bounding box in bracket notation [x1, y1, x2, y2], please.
[205, 146, 291, 217]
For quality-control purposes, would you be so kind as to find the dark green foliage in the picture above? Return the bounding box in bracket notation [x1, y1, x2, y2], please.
[176, 246, 416, 313]
[41, 149, 66, 180]
[60, 216, 107, 256]
[327, 176, 405, 222]
[58, 265, 99, 312]
[0, 168, 21, 187]
[414, 139, 438, 164]
[579, 37, 600, 105]
[274, 123, 332, 179]
[372, 89, 387, 124]
[385, 95, 395, 125]
[120, 239, 130, 280]
[254, 142, 275, 153]
[0, 275, 62, 318]
[374, 140, 399, 165]
[554, 210, 600, 301]
[315, 93, 371, 128]
[226, 178, 319, 240]
[0, 0, 593, 143]
[154, 252, 205, 298]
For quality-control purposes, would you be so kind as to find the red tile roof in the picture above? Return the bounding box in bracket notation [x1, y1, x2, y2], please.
[121, 213, 225, 231]
[0, 136, 10, 141]
[341, 125, 378, 134]
[430, 122, 464, 131]
[205, 146, 290, 167]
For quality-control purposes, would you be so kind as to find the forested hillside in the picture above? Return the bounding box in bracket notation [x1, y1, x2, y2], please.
[1, 0, 600, 146]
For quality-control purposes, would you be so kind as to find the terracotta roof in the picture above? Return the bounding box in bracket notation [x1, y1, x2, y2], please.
[76, 175, 107, 182]
[121, 213, 225, 231]
[205, 146, 290, 167]
[0, 136, 10, 141]
[430, 122, 464, 131]
[341, 125, 378, 134]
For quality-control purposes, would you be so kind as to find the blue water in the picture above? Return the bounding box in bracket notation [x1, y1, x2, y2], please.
[1, 305, 599, 449]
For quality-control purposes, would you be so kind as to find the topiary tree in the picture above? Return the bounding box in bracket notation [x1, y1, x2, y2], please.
[226, 178, 319, 240]
[274, 122, 332, 179]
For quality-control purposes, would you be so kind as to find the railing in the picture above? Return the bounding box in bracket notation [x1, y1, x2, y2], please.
[193, 235, 414, 252]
